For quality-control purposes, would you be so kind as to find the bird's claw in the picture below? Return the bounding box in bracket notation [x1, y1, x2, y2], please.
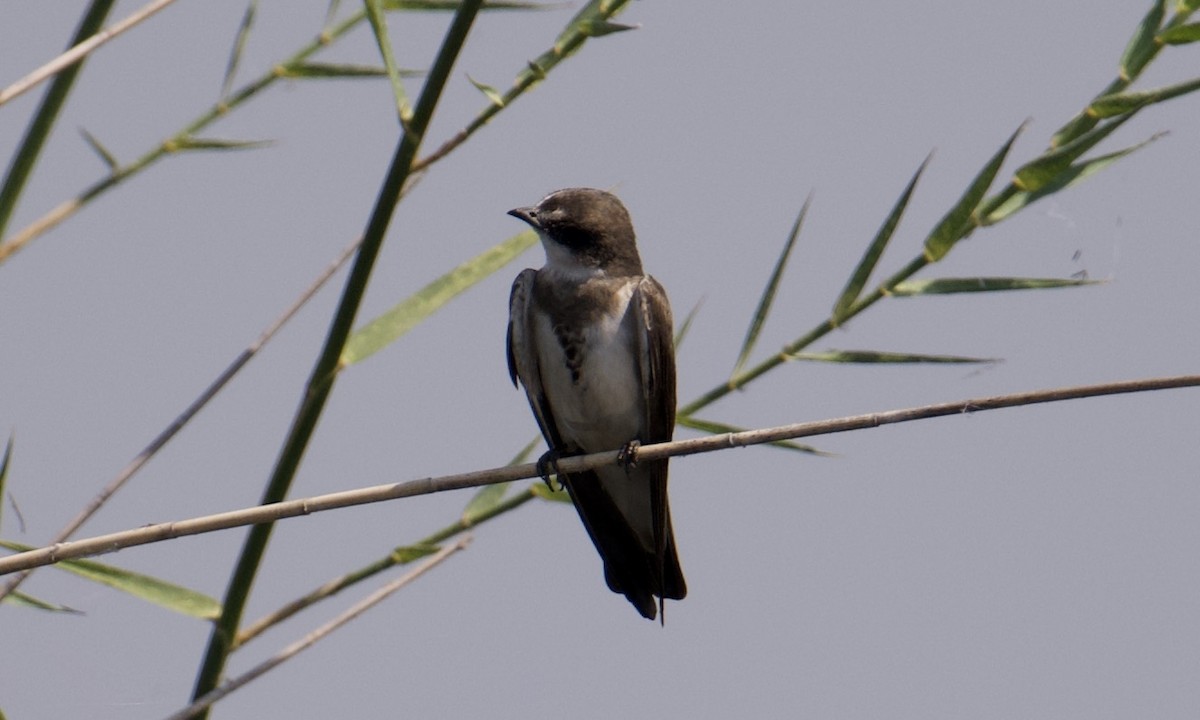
[536, 449, 564, 491]
[617, 440, 641, 473]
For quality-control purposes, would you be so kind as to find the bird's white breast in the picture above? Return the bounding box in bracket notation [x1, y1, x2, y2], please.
[534, 279, 643, 453]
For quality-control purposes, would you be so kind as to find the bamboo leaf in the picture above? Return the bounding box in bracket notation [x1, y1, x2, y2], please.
[890, 276, 1101, 296]
[833, 155, 930, 322]
[531, 481, 572, 503]
[462, 436, 540, 523]
[364, 0, 414, 122]
[577, 18, 638, 37]
[1120, 0, 1167, 82]
[278, 62, 419, 79]
[391, 544, 440, 563]
[984, 134, 1163, 224]
[0, 540, 220, 619]
[678, 417, 828, 456]
[1014, 113, 1135, 191]
[1089, 75, 1200, 117]
[341, 230, 537, 366]
[732, 195, 810, 376]
[221, 1, 258, 101]
[1158, 21, 1200, 44]
[923, 123, 1024, 261]
[673, 296, 704, 350]
[467, 74, 505, 107]
[787, 349, 998, 365]
[165, 136, 272, 152]
[382, 0, 550, 8]
[0, 434, 11, 533]
[3, 590, 81, 614]
[79, 128, 118, 171]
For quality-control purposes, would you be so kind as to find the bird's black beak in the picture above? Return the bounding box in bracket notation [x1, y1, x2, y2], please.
[507, 206, 538, 228]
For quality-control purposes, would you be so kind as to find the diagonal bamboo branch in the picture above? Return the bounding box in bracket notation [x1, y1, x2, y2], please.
[0, 0, 181, 107]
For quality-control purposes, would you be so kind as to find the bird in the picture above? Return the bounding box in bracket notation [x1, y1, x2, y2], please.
[506, 187, 686, 621]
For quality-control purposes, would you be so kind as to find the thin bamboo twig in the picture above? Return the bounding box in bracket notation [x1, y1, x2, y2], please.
[0, 0, 181, 107]
[162, 539, 469, 720]
[0, 235, 361, 604]
[1, 373, 1194, 577]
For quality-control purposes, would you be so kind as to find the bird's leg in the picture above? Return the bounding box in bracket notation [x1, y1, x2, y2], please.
[535, 449, 565, 491]
[617, 440, 641, 474]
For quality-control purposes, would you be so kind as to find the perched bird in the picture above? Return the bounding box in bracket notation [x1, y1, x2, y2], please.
[506, 188, 686, 621]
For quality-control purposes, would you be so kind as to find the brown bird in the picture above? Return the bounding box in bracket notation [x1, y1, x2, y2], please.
[506, 188, 686, 621]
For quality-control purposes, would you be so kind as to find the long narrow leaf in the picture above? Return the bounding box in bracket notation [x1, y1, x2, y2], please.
[731, 195, 810, 376]
[1013, 112, 1136, 191]
[678, 417, 828, 456]
[833, 155, 930, 322]
[0, 435, 11, 533]
[79, 127, 117, 170]
[673, 296, 704, 350]
[220, 1, 257, 101]
[341, 230, 537, 366]
[890, 276, 1101, 296]
[923, 123, 1024, 261]
[1089, 75, 1200, 118]
[166, 136, 272, 152]
[461, 436, 540, 523]
[1158, 21, 1200, 44]
[1120, 0, 1167, 81]
[0, 540, 220, 619]
[984, 134, 1163, 224]
[788, 349, 998, 364]
[279, 62, 416, 78]
[364, 0, 414, 122]
[531, 481, 572, 503]
[383, 0, 548, 8]
[4, 591, 81, 614]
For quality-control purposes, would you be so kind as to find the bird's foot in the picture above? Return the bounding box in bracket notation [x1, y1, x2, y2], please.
[617, 440, 641, 473]
[535, 449, 564, 491]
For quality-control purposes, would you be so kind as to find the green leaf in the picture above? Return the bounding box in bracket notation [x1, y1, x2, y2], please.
[1158, 21, 1200, 44]
[890, 276, 1101, 296]
[278, 62, 419, 78]
[1089, 75, 1200, 117]
[0, 540, 220, 619]
[0, 434, 11, 533]
[221, 1, 258, 101]
[461, 437, 540, 523]
[923, 122, 1024, 261]
[531, 481, 572, 503]
[577, 18, 638, 37]
[462, 484, 509, 524]
[390, 544, 440, 564]
[1013, 112, 1136, 191]
[79, 128, 118, 171]
[673, 296, 704, 351]
[787, 349, 998, 364]
[3, 590, 81, 614]
[677, 416, 829, 456]
[1120, 0, 1167, 82]
[364, 0, 414, 122]
[732, 194, 810, 376]
[984, 134, 1163, 224]
[382, 0, 550, 8]
[165, 136, 272, 152]
[341, 230, 537, 366]
[833, 155, 930, 322]
[467, 74, 505, 107]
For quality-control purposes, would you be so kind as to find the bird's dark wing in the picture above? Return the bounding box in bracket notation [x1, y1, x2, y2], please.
[632, 276, 686, 604]
[507, 269, 564, 449]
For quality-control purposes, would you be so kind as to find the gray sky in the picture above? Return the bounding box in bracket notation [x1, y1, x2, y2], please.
[2, 2, 1198, 718]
